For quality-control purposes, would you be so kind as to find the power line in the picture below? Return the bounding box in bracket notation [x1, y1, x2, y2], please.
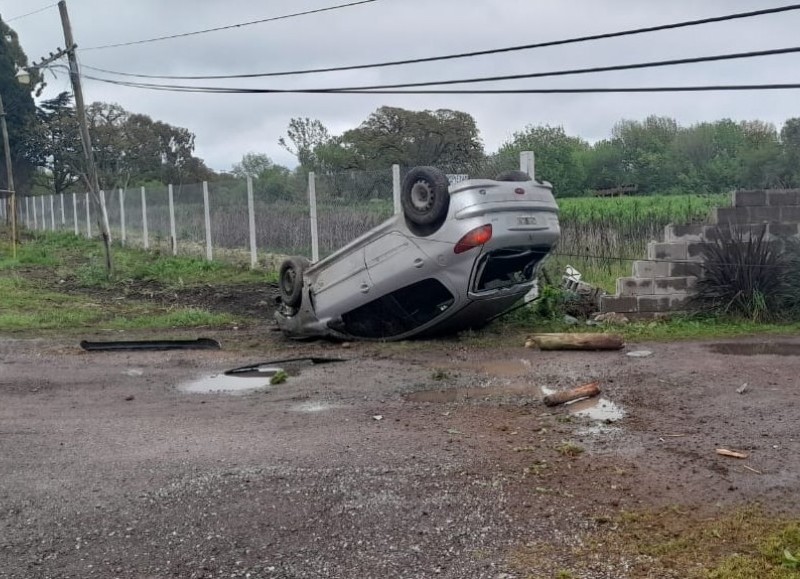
[80, 3, 800, 78]
[5, 2, 58, 23]
[82, 0, 380, 51]
[79, 71, 800, 95]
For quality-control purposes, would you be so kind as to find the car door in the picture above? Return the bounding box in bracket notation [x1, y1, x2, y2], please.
[310, 248, 371, 320]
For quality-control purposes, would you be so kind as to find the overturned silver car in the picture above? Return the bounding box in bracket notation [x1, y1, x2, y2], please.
[275, 166, 560, 340]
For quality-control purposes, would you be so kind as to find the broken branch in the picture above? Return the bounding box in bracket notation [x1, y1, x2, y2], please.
[543, 381, 602, 407]
[716, 448, 749, 459]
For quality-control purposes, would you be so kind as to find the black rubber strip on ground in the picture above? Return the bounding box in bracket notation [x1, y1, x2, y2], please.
[79, 338, 222, 352]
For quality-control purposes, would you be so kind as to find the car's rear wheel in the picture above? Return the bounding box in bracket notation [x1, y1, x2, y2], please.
[401, 166, 450, 226]
[495, 170, 532, 182]
[279, 256, 310, 308]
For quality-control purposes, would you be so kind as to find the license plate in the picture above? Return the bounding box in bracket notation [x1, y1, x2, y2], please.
[517, 215, 538, 226]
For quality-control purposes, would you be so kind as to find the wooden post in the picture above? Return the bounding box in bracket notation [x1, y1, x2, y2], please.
[247, 176, 257, 269]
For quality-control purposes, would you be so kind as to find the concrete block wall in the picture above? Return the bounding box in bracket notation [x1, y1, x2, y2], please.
[599, 189, 800, 316]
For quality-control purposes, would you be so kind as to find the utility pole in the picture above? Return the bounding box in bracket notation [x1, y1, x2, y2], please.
[0, 93, 17, 259]
[58, 0, 113, 273]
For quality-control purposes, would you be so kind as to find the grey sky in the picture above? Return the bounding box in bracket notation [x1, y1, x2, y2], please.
[4, 0, 800, 171]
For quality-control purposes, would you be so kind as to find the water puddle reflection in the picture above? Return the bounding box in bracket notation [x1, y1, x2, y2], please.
[179, 371, 279, 394]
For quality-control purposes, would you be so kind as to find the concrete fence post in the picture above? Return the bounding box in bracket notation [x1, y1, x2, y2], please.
[24, 197, 29, 227]
[59, 193, 65, 226]
[49, 194, 55, 230]
[41, 196, 46, 230]
[32, 196, 37, 229]
[119, 188, 126, 246]
[520, 150, 535, 179]
[72, 193, 78, 235]
[141, 186, 149, 250]
[308, 171, 319, 263]
[85, 192, 91, 238]
[168, 184, 177, 256]
[203, 181, 212, 261]
[247, 176, 257, 269]
[392, 164, 401, 215]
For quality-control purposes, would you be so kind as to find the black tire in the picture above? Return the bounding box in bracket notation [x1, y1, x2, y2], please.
[495, 170, 532, 182]
[279, 256, 310, 308]
[401, 166, 450, 226]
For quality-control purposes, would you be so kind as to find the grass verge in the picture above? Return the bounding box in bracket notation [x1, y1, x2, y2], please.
[512, 506, 800, 578]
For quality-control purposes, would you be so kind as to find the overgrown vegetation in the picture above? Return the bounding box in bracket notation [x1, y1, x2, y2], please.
[694, 226, 800, 322]
[512, 507, 800, 578]
[0, 231, 274, 332]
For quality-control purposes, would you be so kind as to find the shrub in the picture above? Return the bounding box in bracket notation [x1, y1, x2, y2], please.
[693, 225, 796, 322]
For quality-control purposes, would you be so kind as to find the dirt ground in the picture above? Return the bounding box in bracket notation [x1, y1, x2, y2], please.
[2, 327, 800, 579]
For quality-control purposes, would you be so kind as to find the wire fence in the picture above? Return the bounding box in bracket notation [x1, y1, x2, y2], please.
[8, 151, 729, 287]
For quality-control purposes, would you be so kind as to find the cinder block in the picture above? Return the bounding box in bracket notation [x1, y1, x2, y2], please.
[634, 260, 671, 278]
[670, 294, 693, 310]
[648, 242, 688, 261]
[670, 261, 705, 278]
[748, 206, 782, 223]
[687, 242, 711, 261]
[767, 190, 800, 207]
[713, 207, 751, 225]
[733, 190, 767, 207]
[637, 295, 672, 313]
[782, 206, 800, 223]
[664, 224, 705, 242]
[769, 222, 799, 238]
[654, 277, 696, 295]
[600, 296, 638, 314]
[618, 277, 654, 297]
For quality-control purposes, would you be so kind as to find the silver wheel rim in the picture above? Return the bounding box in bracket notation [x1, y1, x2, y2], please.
[410, 180, 434, 212]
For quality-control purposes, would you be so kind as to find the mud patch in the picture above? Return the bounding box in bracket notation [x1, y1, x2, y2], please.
[405, 384, 538, 403]
[708, 342, 800, 356]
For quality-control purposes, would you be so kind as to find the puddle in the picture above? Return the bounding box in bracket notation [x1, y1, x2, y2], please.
[708, 342, 800, 356]
[473, 359, 532, 377]
[565, 396, 625, 422]
[179, 372, 277, 394]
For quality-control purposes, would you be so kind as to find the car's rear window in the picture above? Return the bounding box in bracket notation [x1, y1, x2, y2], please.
[340, 279, 455, 339]
[474, 247, 550, 292]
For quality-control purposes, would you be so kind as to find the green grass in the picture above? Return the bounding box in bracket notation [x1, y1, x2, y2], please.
[0, 232, 254, 332]
[513, 507, 800, 578]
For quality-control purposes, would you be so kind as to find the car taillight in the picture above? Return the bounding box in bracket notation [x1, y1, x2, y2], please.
[454, 224, 492, 254]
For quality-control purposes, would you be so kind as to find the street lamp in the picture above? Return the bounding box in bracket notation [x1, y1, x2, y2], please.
[15, 69, 31, 86]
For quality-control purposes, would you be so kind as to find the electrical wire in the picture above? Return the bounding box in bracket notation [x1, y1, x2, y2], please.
[83, 45, 800, 93]
[4, 2, 58, 23]
[79, 3, 800, 78]
[81, 0, 380, 51]
[79, 72, 800, 95]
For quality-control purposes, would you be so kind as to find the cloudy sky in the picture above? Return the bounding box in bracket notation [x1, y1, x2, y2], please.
[3, 0, 799, 171]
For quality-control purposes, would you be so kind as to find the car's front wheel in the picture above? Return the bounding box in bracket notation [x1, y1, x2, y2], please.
[278, 256, 310, 308]
[401, 166, 450, 226]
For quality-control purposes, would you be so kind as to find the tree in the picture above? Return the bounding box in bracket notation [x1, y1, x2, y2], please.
[781, 118, 800, 187]
[611, 116, 679, 193]
[340, 106, 484, 170]
[36, 92, 81, 195]
[230, 152, 295, 200]
[278, 118, 332, 168]
[0, 16, 40, 195]
[498, 124, 588, 196]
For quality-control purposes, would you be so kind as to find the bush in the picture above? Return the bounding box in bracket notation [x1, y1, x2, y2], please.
[693, 225, 798, 322]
